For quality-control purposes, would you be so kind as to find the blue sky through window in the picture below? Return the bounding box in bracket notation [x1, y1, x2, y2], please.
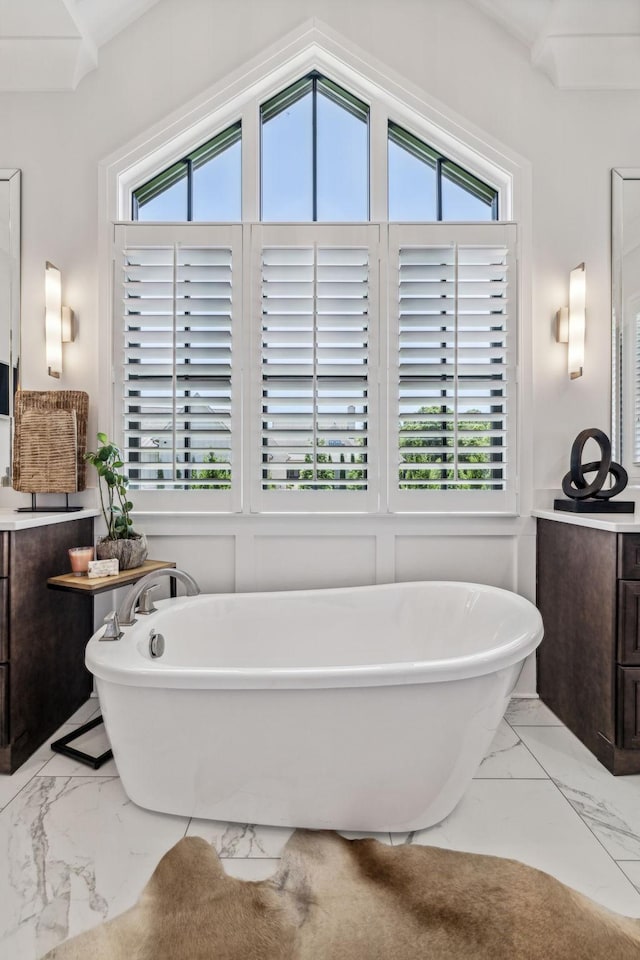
[193, 140, 241, 220]
[133, 75, 497, 223]
[388, 138, 436, 220]
[316, 88, 368, 220]
[137, 173, 187, 220]
[262, 91, 314, 221]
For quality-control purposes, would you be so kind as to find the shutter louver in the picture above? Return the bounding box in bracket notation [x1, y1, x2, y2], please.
[121, 243, 233, 490]
[392, 225, 516, 509]
[260, 244, 370, 492]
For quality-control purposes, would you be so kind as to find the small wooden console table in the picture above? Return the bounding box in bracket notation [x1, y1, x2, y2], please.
[47, 559, 176, 768]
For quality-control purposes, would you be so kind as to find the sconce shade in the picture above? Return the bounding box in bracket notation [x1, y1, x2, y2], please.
[555, 306, 569, 344]
[61, 305, 75, 343]
[568, 262, 586, 379]
[45, 261, 62, 379]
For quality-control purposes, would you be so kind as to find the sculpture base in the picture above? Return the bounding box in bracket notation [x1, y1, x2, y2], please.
[554, 498, 635, 514]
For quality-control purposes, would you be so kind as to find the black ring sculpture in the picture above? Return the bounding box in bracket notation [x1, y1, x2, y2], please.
[561, 428, 628, 500]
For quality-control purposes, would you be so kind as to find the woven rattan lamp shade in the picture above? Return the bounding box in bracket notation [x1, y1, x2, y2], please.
[13, 390, 89, 493]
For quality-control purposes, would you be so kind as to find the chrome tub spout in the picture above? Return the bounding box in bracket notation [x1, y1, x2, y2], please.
[117, 568, 200, 627]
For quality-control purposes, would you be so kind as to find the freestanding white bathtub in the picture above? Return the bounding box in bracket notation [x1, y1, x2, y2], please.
[86, 581, 543, 832]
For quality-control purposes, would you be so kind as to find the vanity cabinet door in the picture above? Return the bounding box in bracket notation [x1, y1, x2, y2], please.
[619, 535, 640, 579]
[618, 581, 640, 664]
[0, 664, 6, 747]
[618, 666, 640, 750]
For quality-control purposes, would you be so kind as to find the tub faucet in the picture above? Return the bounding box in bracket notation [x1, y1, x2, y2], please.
[117, 568, 201, 627]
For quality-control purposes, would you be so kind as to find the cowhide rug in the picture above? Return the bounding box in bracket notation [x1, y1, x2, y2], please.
[41, 829, 640, 959]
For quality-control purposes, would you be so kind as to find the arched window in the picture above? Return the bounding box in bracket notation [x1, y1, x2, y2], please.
[117, 68, 515, 515]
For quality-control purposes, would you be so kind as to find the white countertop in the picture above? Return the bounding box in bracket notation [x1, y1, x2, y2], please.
[0, 507, 98, 531]
[533, 507, 640, 533]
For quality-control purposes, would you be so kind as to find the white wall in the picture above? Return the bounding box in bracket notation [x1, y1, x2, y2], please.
[0, 0, 634, 692]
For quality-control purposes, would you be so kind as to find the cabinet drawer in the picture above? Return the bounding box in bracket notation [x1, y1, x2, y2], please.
[617, 666, 640, 749]
[0, 664, 6, 747]
[618, 581, 640, 664]
[619, 535, 640, 579]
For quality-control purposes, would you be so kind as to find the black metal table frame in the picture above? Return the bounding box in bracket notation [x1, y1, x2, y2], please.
[47, 562, 177, 768]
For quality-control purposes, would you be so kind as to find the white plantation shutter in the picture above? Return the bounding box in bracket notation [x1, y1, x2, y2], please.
[250, 224, 379, 512]
[389, 223, 517, 513]
[112, 222, 517, 515]
[113, 224, 242, 510]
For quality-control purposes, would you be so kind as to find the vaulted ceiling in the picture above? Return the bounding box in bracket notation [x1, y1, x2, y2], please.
[1, 0, 640, 92]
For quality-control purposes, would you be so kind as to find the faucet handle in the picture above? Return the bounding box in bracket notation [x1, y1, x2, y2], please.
[137, 583, 159, 616]
[102, 610, 123, 641]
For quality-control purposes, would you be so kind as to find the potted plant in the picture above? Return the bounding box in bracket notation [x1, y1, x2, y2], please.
[84, 432, 148, 570]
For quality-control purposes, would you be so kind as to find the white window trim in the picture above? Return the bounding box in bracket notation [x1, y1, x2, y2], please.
[99, 20, 533, 520]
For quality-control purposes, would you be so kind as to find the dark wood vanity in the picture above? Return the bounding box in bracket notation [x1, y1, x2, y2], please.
[537, 515, 640, 774]
[0, 513, 95, 774]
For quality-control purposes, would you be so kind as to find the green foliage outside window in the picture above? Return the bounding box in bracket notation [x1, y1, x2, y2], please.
[190, 451, 232, 489]
[399, 406, 496, 489]
[297, 446, 366, 490]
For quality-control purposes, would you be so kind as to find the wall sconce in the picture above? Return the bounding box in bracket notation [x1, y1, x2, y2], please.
[555, 262, 586, 379]
[45, 262, 75, 379]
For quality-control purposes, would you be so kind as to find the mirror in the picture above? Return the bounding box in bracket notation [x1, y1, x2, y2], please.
[611, 168, 640, 481]
[0, 169, 20, 480]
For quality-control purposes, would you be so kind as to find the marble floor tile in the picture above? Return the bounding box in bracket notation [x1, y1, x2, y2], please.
[619, 862, 640, 894]
[0, 753, 49, 813]
[187, 817, 391, 860]
[474, 720, 548, 779]
[0, 774, 189, 958]
[38, 751, 119, 779]
[517, 726, 640, 860]
[405, 779, 640, 916]
[222, 858, 282, 880]
[38, 722, 117, 778]
[339, 830, 392, 844]
[185, 821, 392, 859]
[65, 698, 101, 725]
[0, 724, 81, 813]
[186, 820, 293, 858]
[505, 696, 563, 726]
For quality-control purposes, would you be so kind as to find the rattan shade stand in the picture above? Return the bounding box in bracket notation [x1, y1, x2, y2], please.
[12, 390, 89, 512]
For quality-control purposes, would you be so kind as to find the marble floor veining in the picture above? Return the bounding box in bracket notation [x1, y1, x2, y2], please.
[2, 697, 640, 957]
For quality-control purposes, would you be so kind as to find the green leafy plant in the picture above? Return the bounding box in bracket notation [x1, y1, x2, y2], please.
[84, 432, 136, 540]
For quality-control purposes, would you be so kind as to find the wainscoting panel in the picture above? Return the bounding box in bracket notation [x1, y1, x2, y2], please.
[251, 536, 377, 592]
[147, 535, 236, 595]
[395, 536, 516, 590]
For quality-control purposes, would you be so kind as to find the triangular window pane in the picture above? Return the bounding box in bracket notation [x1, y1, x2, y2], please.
[388, 121, 498, 222]
[261, 74, 369, 222]
[133, 123, 242, 221]
[135, 162, 188, 221]
[442, 159, 495, 221]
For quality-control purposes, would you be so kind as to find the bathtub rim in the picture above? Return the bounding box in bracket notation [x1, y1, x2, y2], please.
[86, 580, 543, 690]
